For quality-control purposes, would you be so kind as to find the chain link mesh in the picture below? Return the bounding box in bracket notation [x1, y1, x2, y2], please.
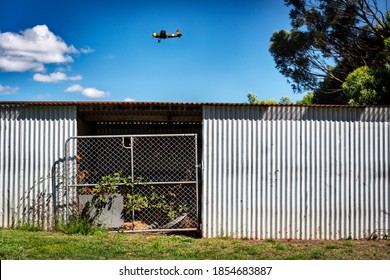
[65, 134, 198, 231]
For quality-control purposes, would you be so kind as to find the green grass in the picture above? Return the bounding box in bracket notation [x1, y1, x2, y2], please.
[14, 223, 43, 232]
[0, 228, 389, 260]
[342, 240, 355, 247]
[55, 217, 108, 236]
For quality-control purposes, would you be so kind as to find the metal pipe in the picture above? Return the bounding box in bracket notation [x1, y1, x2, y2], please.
[67, 181, 197, 188]
[64, 138, 70, 224]
[110, 228, 199, 234]
[131, 136, 135, 230]
[195, 134, 200, 231]
[75, 133, 197, 140]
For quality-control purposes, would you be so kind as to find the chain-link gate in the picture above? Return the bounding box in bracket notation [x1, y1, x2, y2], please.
[64, 134, 199, 232]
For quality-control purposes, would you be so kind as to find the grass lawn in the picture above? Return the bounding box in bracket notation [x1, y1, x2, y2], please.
[1, 228, 389, 260]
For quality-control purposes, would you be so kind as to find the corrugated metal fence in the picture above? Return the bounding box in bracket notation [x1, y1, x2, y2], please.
[1, 103, 390, 239]
[0, 105, 77, 229]
[203, 105, 390, 239]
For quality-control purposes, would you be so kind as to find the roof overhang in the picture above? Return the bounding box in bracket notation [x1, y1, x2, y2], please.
[0, 101, 203, 122]
[77, 102, 203, 122]
[1, 101, 384, 123]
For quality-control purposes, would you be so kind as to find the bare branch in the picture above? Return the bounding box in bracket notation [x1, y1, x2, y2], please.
[355, 0, 385, 39]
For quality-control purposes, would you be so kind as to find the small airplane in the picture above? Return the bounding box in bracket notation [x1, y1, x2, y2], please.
[153, 28, 182, 43]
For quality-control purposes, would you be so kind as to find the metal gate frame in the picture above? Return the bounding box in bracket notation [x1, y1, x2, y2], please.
[64, 134, 199, 232]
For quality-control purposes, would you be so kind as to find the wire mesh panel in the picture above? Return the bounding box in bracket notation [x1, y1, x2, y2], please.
[132, 136, 197, 182]
[64, 134, 198, 232]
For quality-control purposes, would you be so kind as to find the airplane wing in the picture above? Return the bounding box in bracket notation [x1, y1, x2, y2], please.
[153, 29, 181, 42]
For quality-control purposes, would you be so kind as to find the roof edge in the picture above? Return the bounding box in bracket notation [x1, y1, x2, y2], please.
[0, 100, 388, 108]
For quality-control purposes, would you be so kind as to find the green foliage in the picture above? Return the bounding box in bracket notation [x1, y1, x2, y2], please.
[264, 238, 276, 243]
[270, 29, 315, 93]
[246, 92, 278, 105]
[14, 223, 42, 232]
[56, 216, 108, 236]
[324, 243, 340, 250]
[88, 172, 188, 222]
[123, 178, 149, 215]
[343, 66, 379, 105]
[1, 229, 389, 260]
[342, 241, 355, 247]
[125, 193, 149, 212]
[279, 96, 293, 105]
[270, 0, 390, 104]
[93, 172, 121, 197]
[309, 248, 325, 259]
[343, 65, 390, 105]
[296, 92, 314, 105]
[247, 93, 295, 105]
[274, 243, 286, 251]
[247, 92, 258, 104]
[148, 185, 189, 221]
[81, 172, 126, 222]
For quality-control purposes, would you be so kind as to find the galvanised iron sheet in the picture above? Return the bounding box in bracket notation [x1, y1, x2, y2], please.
[202, 105, 390, 239]
[0, 105, 77, 229]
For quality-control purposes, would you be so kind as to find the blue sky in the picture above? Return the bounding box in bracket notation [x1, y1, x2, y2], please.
[0, 0, 299, 103]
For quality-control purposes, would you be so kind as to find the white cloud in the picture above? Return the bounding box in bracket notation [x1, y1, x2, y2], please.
[35, 94, 52, 100]
[79, 46, 94, 54]
[0, 57, 44, 72]
[0, 83, 19, 95]
[33, 71, 82, 83]
[55, 65, 72, 72]
[65, 84, 84, 92]
[65, 84, 110, 98]
[124, 97, 135, 102]
[0, 25, 84, 72]
[82, 87, 108, 98]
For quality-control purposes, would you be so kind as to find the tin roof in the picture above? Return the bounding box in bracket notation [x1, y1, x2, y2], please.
[0, 100, 375, 107]
[1, 100, 388, 122]
[0, 101, 204, 122]
[0, 101, 196, 105]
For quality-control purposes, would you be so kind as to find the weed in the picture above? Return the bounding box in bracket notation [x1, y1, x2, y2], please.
[264, 238, 276, 243]
[324, 243, 340, 250]
[113, 232, 129, 240]
[241, 244, 261, 255]
[274, 243, 285, 251]
[56, 217, 108, 236]
[220, 244, 228, 249]
[151, 238, 164, 252]
[14, 223, 42, 232]
[218, 236, 231, 241]
[173, 235, 194, 244]
[310, 248, 325, 259]
[1, 229, 389, 260]
[342, 241, 355, 247]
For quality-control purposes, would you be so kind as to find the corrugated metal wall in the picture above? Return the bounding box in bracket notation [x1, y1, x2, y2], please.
[0, 105, 77, 229]
[202, 105, 390, 239]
